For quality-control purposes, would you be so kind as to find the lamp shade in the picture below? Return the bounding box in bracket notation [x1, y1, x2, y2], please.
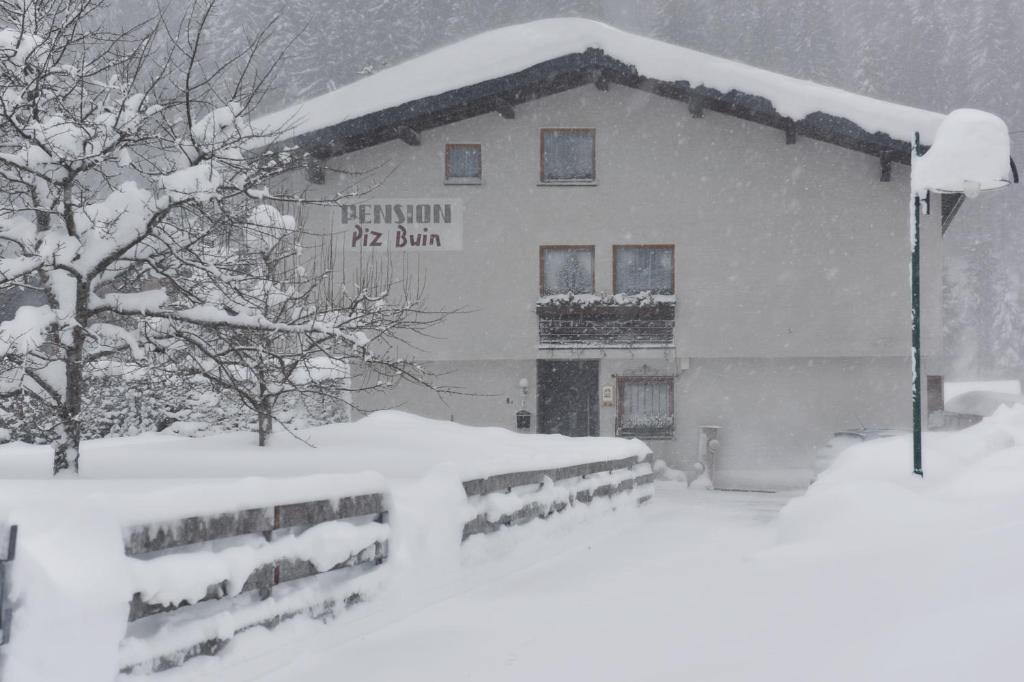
[913, 109, 1013, 196]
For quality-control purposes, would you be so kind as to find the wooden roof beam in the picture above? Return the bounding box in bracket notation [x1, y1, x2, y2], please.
[396, 126, 420, 146]
[688, 88, 704, 118]
[493, 97, 515, 119]
[880, 150, 893, 182]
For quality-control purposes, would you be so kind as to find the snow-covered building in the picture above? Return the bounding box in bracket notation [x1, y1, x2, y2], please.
[258, 18, 962, 490]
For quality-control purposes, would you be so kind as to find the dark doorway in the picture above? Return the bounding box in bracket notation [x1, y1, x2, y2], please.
[537, 360, 599, 437]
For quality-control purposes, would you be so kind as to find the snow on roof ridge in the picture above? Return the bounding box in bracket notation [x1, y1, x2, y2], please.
[256, 17, 946, 147]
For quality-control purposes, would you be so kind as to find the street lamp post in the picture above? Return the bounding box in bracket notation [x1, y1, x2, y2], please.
[911, 133, 924, 477]
[909, 110, 1016, 478]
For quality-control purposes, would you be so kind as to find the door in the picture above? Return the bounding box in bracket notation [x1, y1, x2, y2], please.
[537, 360, 599, 436]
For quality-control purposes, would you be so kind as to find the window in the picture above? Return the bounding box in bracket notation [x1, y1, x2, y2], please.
[540, 246, 595, 295]
[445, 143, 481, 184]
[617, 377, 674, 438]
[306, 156, 325, 185]
[540, 128, 595, 183]
[614, 245, 674, 295]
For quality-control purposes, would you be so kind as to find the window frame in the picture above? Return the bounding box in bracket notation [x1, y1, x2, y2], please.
[445, 143, 482, 185]
[539, 245, 596, 296]
[539, 127, 597, 185]
[612, 244, 676, 295]
[306, 156, 326, 185]
[616, 375, 675, 439]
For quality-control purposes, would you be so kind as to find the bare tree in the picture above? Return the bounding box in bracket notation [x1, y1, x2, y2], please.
[150, 204, 445, 446]
[0, 0, 444, 473]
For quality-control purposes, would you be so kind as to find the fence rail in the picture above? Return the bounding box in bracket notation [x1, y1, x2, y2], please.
[462, 455, 654, 540]
[0, 524, 17, 647]
[120, 491, 389, 674]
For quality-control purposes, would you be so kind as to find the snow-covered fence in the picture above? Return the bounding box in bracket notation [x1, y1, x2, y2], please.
[0, 524, 16, 647]
[461, 455, 654, 540]
[119, 491, 389, 674]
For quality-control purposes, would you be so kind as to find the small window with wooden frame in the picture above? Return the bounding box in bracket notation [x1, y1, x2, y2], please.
[445, 143, 482, 184]
[613, 244, 675, 295]
[617, 376, 674, 439]
[305, 155, 326, 185]
[540, 128, 596, 184]
[540, 245, 595, 296]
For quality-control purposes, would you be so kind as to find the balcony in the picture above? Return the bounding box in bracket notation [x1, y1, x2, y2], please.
[536, 293, 675, 348]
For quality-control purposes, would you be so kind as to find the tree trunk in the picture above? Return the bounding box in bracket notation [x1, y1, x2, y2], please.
[257, 387, 272, 446]
[53, 364, 83, 476]
[53, 283, 88, 476]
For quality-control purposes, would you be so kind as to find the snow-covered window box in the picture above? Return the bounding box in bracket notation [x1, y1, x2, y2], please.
[540, 128, 596, 184]
[616, 377, 674, 439]
[536, 291, 677, 310]
[535, 292, 676, 347]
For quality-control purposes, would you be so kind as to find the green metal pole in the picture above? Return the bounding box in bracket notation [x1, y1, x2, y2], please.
[912, 133, 923, 477]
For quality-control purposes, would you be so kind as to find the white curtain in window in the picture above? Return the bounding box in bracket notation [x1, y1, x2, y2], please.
[447, 146, 480, 178]
[542, 130, 594, 181]
[615, 247, 673, 294]
[620, 380, 672, 429]
[543, 248, 594, 294]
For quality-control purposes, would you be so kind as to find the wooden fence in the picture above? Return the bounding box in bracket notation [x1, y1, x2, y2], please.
[462, 455, 654, 540]
[120, 492, 389, 674]
[0, 524, 16, 648]
[0, 453, 652, 676]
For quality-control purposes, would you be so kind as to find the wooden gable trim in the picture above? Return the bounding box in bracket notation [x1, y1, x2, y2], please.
[276, 49, 915, 167]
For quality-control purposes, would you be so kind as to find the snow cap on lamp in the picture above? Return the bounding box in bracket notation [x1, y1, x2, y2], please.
[913, 108, 1013, 197]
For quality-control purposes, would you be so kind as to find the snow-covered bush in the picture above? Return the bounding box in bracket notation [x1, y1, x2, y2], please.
[0, 361, 350, 444]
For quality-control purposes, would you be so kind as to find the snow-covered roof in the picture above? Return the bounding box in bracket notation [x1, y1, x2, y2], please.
[256, 18, 946, 156]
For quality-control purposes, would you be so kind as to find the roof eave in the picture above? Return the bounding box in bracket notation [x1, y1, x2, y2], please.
[268, 49, 914, 165]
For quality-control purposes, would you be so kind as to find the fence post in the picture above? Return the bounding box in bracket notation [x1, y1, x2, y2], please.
[1, 524, 18, 646]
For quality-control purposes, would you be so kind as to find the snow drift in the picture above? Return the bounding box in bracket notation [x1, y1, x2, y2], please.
[777, 404, 1024, 548]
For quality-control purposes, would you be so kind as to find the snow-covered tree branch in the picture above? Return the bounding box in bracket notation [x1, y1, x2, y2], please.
[0, 0, 447, 473]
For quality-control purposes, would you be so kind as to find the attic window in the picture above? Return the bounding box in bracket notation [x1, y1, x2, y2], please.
[541, 128, 595, 184]
[445, 143, 481, 184]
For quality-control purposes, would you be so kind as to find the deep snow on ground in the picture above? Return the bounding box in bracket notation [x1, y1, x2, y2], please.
[0, 412, 648, 682]
[0, 410, 646, 482]
[6, 408, 1024, 681]
[138, 407, 1024, 682]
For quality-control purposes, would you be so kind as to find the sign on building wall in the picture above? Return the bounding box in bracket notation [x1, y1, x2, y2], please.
[340, 198, 463, 251]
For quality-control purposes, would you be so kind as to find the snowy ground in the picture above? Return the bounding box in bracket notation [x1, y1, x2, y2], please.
[139, 479, 1022, 682]
[6, 408, 1024, 681]
[145, 402, 1024, 682]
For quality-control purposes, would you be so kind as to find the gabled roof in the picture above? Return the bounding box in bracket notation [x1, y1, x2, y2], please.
[256, 18, 946, 164]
